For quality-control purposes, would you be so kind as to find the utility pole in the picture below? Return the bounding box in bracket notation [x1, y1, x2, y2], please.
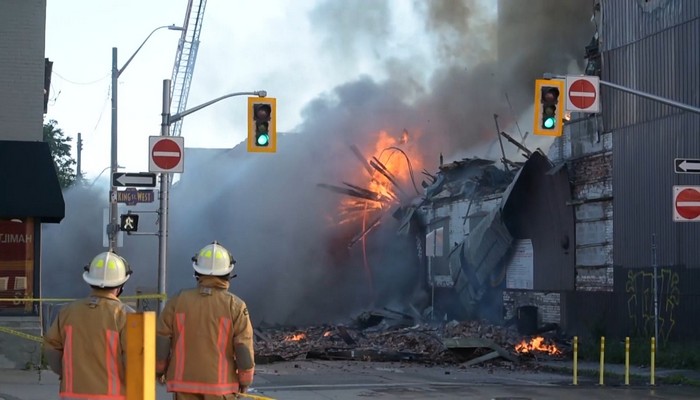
[76, 132, 83, 183]
[157, 80, 171, 313]
[108, 47, 119, 251]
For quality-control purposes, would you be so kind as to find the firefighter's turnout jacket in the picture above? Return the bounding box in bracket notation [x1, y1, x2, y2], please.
[156, 276, 255, 395]
[43, 290, 133, 400]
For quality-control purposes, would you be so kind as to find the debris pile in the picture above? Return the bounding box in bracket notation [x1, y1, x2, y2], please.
[252, 310, 553, 366]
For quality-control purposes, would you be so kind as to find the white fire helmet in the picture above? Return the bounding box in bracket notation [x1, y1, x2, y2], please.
[192, 241, 235, 276]
[83, 252, 132, 288]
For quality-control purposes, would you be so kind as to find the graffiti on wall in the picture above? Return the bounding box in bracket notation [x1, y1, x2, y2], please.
[625, 268, 680, 344]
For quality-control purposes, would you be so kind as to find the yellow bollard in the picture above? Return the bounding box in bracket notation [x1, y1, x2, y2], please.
[651, 337, 656, 386]
[573, 336, 578, 385]
[625, 337, 630, 385]
[126, 312, 156, 400]
[599, 336, 605, 385]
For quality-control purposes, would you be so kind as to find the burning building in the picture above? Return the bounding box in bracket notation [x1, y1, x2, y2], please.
[30, 0, 597, 358]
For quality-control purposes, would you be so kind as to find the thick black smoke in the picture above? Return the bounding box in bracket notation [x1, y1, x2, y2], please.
[42, 0, 594, 325]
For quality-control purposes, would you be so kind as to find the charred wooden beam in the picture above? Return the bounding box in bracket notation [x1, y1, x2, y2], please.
[349, 144, 375, 177]
[348, 215, 384, 248]
[317, 183, 382, 202]
[369, 158, 408, 200]
[336, 326, 357, 345]
[499, 130, 533, 157]
[342, 182, 391, 203]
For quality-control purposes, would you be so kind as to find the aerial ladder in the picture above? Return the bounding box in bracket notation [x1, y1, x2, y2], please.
[169, 0, 207, 138]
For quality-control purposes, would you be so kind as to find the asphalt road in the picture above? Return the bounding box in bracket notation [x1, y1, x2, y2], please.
[2, 360, 700, 400]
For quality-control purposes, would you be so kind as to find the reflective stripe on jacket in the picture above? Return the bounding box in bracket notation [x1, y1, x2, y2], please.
[156, 276, 255, 395]
[43, 290, 133, 399]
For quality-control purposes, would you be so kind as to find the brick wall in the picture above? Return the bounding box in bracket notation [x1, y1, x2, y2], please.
[503, 291, 561, 325]
[570, 132, 614, 292]
[0, 0, 47, 141]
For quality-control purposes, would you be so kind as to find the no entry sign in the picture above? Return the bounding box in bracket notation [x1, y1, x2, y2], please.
[565, 75, 600, 113]
[149, 136, 184, 173]
[673, 186, 700, 222]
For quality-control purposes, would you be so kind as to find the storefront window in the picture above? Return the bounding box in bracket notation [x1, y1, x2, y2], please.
[0, 218, 35, 314]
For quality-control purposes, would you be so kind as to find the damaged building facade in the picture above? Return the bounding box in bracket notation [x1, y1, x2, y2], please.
[401, 151, 575, 334]
[401, 0, 700, 343]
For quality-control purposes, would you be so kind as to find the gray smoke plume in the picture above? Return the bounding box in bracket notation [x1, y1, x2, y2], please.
[42, 0, 594, 325]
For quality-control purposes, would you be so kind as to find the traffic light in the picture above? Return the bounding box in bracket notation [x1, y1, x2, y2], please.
[247, 97, 277, 153]
[533, 79, 565, 137]
[119, 214, 139, 233]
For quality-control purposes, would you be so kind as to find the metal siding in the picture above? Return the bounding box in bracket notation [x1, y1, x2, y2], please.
[613, 112, 700, 268]
[602, 0, 700, 51]
[601, 1, 700, 131]
[601, 0, 700, 269]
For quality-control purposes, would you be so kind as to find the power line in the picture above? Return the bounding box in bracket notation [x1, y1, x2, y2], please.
[52, 70, 110, 85]
[85, 84, 111, 140]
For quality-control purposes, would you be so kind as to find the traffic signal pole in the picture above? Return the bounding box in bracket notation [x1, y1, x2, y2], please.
[156, 79, 267, 312]
[158, 80, 171, 313]
[543, 73, 700, 115]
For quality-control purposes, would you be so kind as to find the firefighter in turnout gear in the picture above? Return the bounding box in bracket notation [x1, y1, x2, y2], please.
[156, 241, 255, 399]
[43, 251, 134, 399]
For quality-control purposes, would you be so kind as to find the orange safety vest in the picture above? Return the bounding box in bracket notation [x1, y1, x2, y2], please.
[157, 277, 255, 395]
[44, 290, 132, 399]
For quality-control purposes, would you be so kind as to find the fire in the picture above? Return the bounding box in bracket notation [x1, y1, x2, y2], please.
[323, 331, 332, 337]
[284, 332, 307, 342]
[337, 129, 423, 226]
[514, 336, 561, 355]
[320, 128, 425, 292]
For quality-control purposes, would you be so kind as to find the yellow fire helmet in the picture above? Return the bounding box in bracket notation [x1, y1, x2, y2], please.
[83, 252, 132, 288]
[192, 241, 235, 276]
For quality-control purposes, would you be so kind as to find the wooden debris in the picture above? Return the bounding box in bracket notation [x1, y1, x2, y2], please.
[252, 316, 537, 366]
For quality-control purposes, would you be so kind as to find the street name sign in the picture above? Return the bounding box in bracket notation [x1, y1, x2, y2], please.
[149, 136, 184, 173]
[117, 188, 156, 206]
[675, 158, 700, 174]
[673, 186, 700, 222]
[565, 75, 600, 113]
[112, 172, 157, 187]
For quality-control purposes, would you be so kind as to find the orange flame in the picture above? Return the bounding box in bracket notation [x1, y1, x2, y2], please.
[514, 336, 561, 355]
[284, 332, 307, 342]
[338, 129, 423, 224]
[323, 331, 332, 337]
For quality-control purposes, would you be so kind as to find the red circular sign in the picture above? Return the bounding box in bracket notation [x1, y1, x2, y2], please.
[568, 79, 597, 110]
[152, 138, 182, 170]
[675, 188, 700, 220]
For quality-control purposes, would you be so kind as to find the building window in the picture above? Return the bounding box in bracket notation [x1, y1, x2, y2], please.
[14, 277, 26, 290]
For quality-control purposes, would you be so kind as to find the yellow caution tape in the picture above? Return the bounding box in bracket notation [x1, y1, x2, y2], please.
[0, 293, 167, 302]
[237, 393, 276, 400]
[0, 326, 44, 343]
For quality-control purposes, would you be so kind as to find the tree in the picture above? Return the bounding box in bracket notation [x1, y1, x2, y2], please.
[43, 119, 76, 188]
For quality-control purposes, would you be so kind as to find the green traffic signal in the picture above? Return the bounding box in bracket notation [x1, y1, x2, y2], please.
[543, 117, 556, 129]
[256, 133, 269, 146]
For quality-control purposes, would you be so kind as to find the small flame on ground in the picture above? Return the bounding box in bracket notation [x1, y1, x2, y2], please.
[323, 331, 332, 337]
[284, 332, 307, 342]
[514, 336, 561, 355]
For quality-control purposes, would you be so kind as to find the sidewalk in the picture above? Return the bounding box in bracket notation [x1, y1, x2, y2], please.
[0, 369, 172, 400]
[538, 359, 700, 385]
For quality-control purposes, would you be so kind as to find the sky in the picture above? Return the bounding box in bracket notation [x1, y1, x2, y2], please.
[42, 0, 596, 324]
[45, 0, 436, 182]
